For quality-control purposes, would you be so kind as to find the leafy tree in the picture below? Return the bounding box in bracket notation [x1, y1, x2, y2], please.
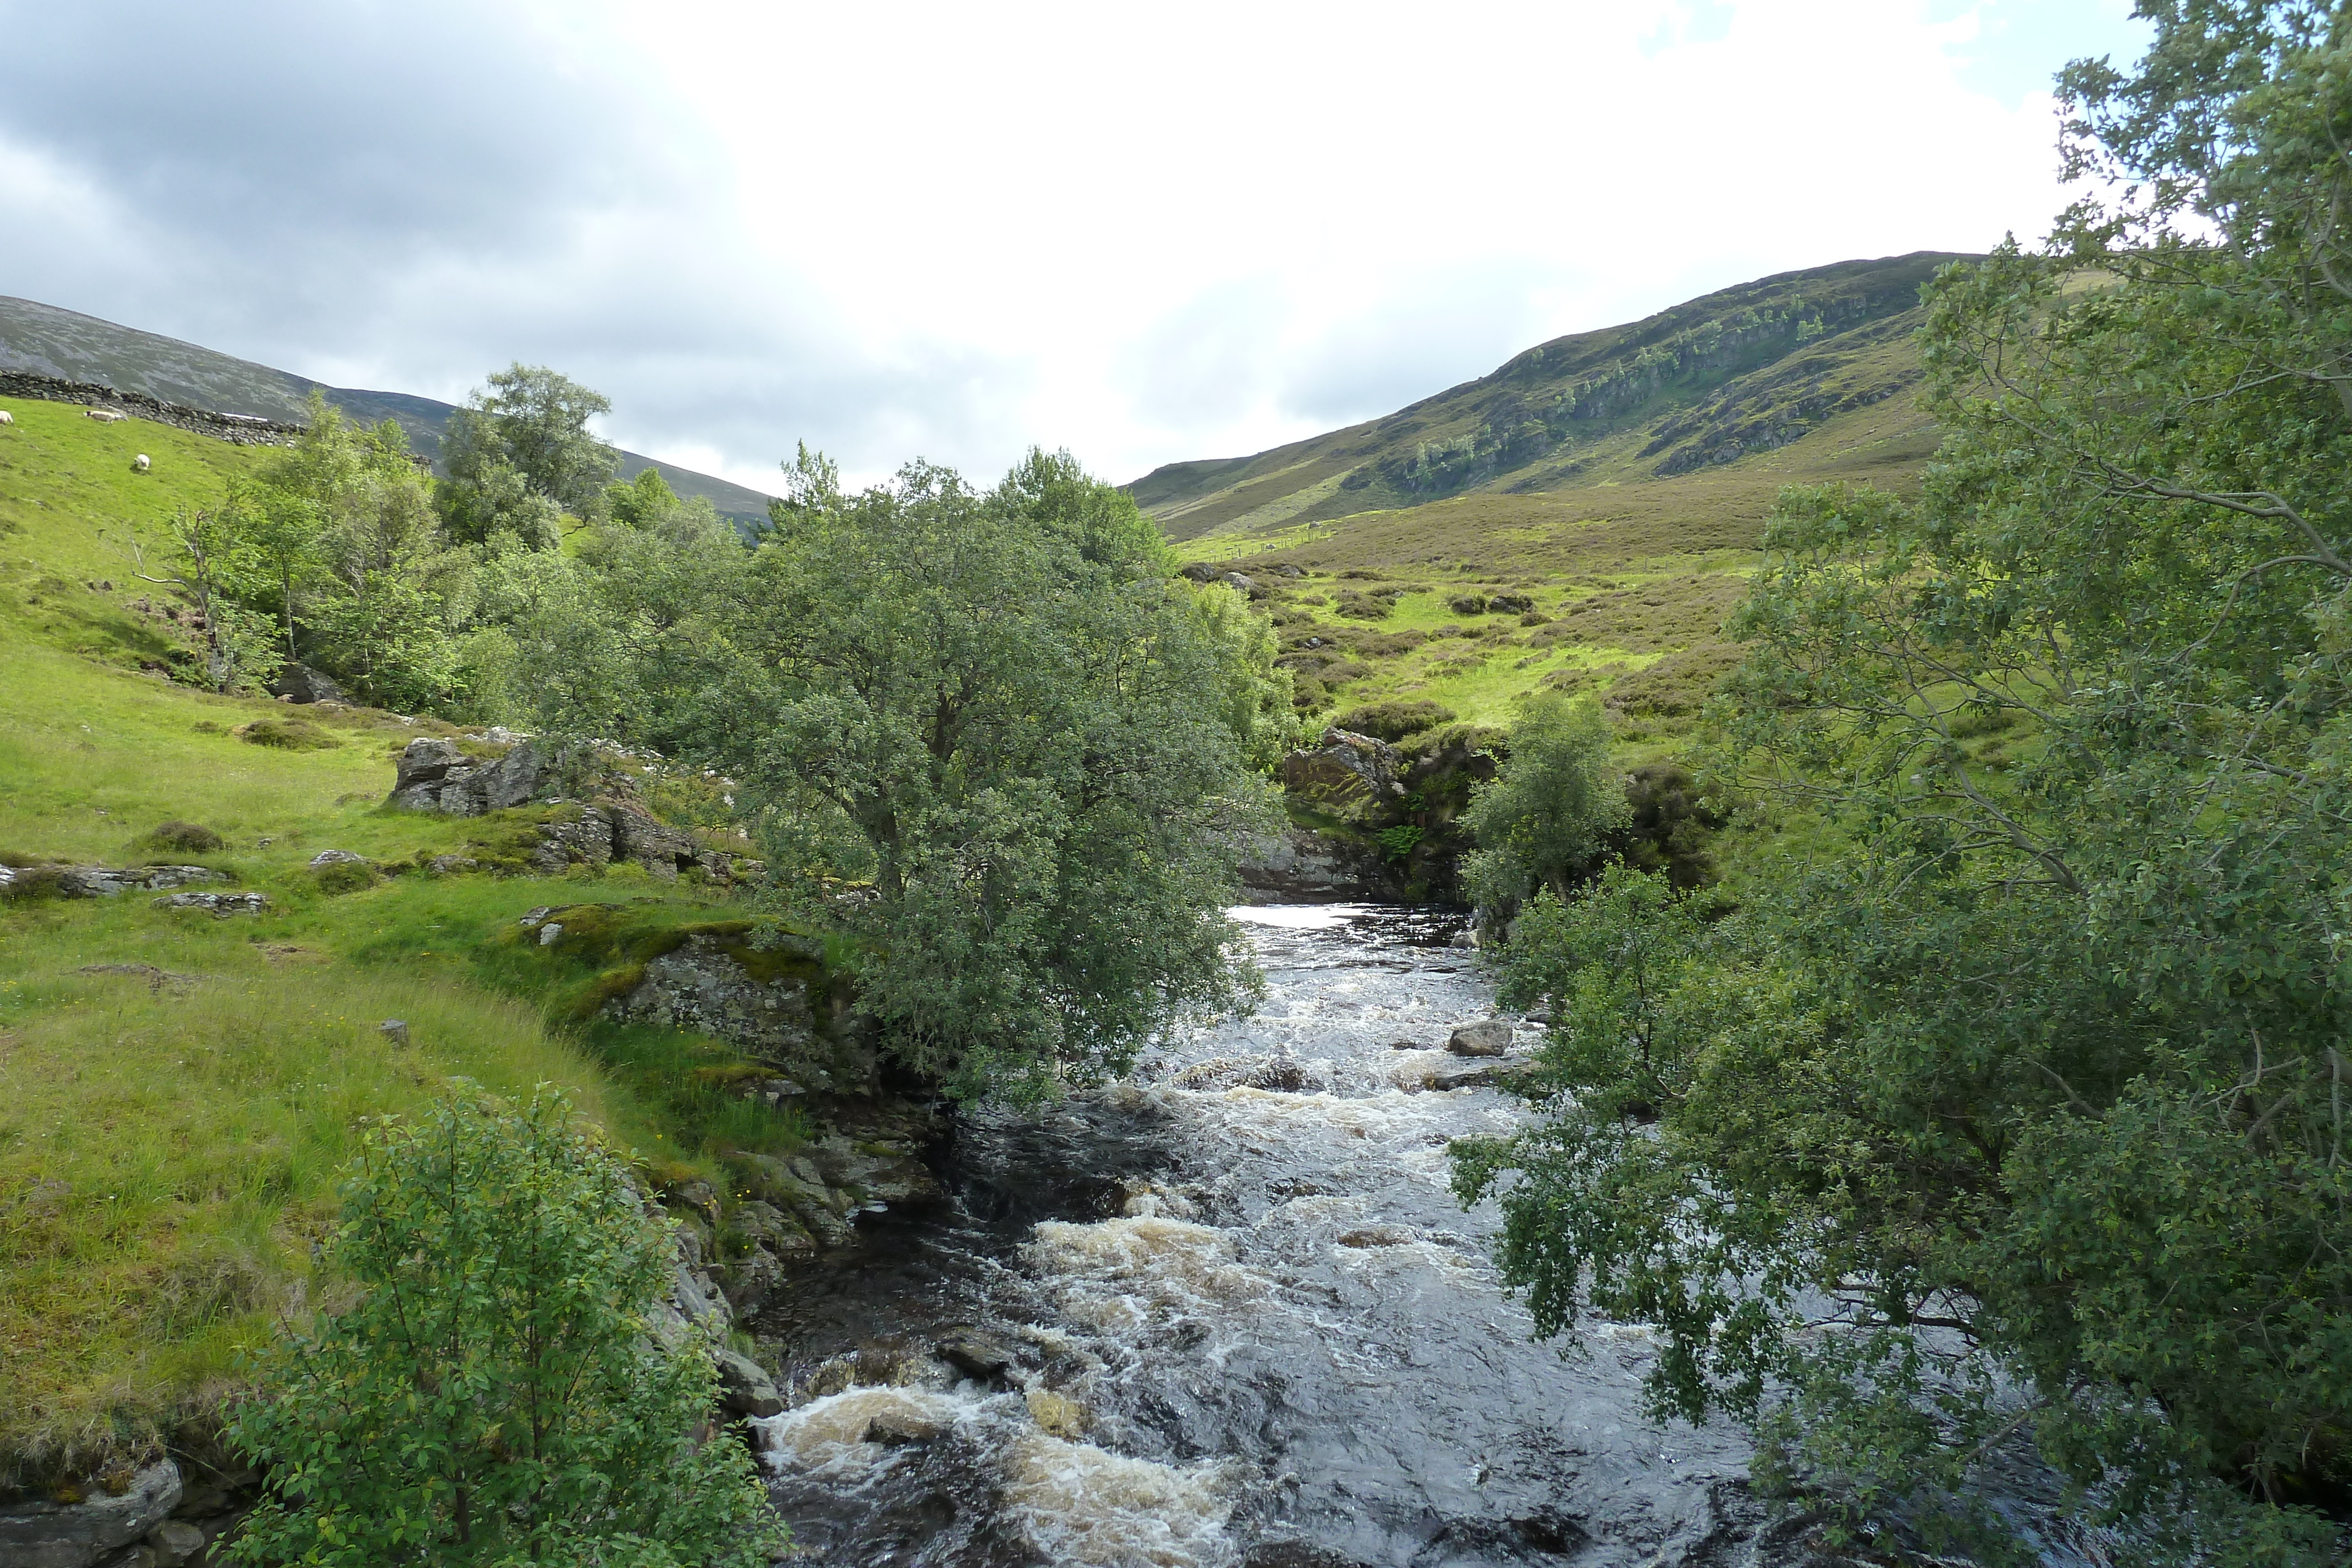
[740, 449, 1282, 1097]
[1459, 693, 1626, 916]
[121, 500, 280, 693]
[580, 447, 1279, 1099]
[1455, 5, 2352, 1559]
[226, 1090, 786, 1567]
[439, 365, 618, 543]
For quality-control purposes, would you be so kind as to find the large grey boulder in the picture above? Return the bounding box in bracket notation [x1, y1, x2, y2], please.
[51, 865, 224, 898]
[389, 737, 544, 815]
[1446, 1019, 1515, 1057]
[0, 1460, 181, 1568]
[267, 664, 346, 704]
[1278, 728, 1406, 818]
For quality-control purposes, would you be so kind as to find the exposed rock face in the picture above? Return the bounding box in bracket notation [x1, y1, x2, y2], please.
[1170, 1055, 1319, 1092]
[1238, 825, 1398, 902]
[266, 664, 346, 704]
[604, 935, 823, 1059]
[1279, 728, 1406, 817]
[389, 737, 544, 815]
[529, 801, 709, 881]
[0, 1459, 181, 1568]
[711, 1347, 786, 1419]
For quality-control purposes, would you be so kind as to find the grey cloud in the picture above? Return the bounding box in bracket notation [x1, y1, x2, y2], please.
[0, 1, 1025, 486]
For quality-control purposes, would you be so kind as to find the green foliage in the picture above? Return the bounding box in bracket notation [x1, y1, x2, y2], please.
[437, 365, 619, 543]
[735, 450, 1279, 1097]
[1456, 8, 2352, 1557]
[1459, 693, 1626, 912]
[226, 1090, 785, 1567]
[524, 447, 1281, 1098]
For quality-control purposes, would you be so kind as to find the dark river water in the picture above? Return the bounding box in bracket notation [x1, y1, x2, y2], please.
[744, 905, 1816, 1566]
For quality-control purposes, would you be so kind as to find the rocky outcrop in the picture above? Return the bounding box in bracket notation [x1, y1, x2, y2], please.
[0, 864, 226, 899]
[603, 934, 826, 1060]
[266, 665, 346, 704]
[1279, 728, 1406, 817]
[530, 801, 716, 881]
[391, 738, 752, 884]
[0, 1459, 181, 1568]
[389, 737, 546, 815]
[1447, 1019, 1514, 1056]
[1238, 825, 1400, 902]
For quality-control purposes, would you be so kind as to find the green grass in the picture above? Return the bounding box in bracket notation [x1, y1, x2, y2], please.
[0, 398, 807, 1491]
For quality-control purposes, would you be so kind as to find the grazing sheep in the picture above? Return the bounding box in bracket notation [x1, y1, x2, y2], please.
[0, 410, 14, 425]
[133, 453, 151, 473]
[85, 407, 125, 423]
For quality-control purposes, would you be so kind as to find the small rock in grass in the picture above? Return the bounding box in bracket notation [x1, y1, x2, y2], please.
[152, 891, 268, 916]
[308, 849, 366, 867]
[519, 906, 554, 928]
[379, 1020, 410, 1047]
[538, 922, 564, 945]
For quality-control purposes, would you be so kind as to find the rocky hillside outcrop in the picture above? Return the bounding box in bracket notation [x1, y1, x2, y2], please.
[1246, 725, 1499, 902]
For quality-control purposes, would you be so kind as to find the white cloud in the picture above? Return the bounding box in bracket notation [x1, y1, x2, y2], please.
[0, 0, 2144, 492]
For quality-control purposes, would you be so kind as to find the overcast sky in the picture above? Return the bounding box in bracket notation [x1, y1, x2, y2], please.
[0, 0, 2146, 493]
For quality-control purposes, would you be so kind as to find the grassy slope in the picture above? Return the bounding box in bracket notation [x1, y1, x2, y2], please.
[0, 295, 778, 524]
[1173, 386, 1936, 743]
[1137, 256, 1955, 745]
[0, 399, 791, 1488]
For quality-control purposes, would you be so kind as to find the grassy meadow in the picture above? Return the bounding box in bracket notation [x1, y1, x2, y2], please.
[0, 399, 796, 1489]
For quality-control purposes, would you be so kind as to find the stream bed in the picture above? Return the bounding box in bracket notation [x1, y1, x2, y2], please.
[747, 904, 1808, 1567]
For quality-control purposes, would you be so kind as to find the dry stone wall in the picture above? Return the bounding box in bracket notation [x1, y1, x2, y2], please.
[0, 371, 303, 447]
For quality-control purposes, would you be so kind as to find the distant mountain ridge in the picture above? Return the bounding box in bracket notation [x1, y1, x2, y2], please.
[0, 295, 777, 524]
[1128, 252, 1970, 541]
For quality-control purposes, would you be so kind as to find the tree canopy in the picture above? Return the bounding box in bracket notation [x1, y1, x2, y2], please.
[516, 446, 1288, 1099]
[1454, 4, 2352, 1560]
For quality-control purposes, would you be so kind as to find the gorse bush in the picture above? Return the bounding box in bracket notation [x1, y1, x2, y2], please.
[227, 1089, 785, 1567]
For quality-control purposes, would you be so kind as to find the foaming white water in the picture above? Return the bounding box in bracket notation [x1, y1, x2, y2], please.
[1002, 1431, 1235, 1567]
[1225, 902, 1374, 929]
[1028, 1214, 1271, 1331]
[755, 1385, 984, 1478]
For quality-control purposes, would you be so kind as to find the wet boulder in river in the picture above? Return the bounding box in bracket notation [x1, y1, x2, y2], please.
[1446, 1018, 1514, 1056]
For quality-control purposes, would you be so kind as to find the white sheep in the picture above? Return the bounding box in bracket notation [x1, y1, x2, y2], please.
[85, 407, 125, 423]
[133, 453, 151, 473]
[0, 410, 14, 425]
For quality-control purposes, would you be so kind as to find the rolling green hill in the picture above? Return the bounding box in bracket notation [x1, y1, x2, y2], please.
[1134, 253, 1968, 741]
[0, 295, 778, 526]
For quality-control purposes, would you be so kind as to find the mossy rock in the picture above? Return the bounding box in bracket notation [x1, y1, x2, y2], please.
[236, 717, 337, 751]
[310, 859, 381, 896]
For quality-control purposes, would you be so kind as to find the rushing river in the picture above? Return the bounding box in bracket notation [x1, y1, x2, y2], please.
[747, 904, 1803, 1567]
